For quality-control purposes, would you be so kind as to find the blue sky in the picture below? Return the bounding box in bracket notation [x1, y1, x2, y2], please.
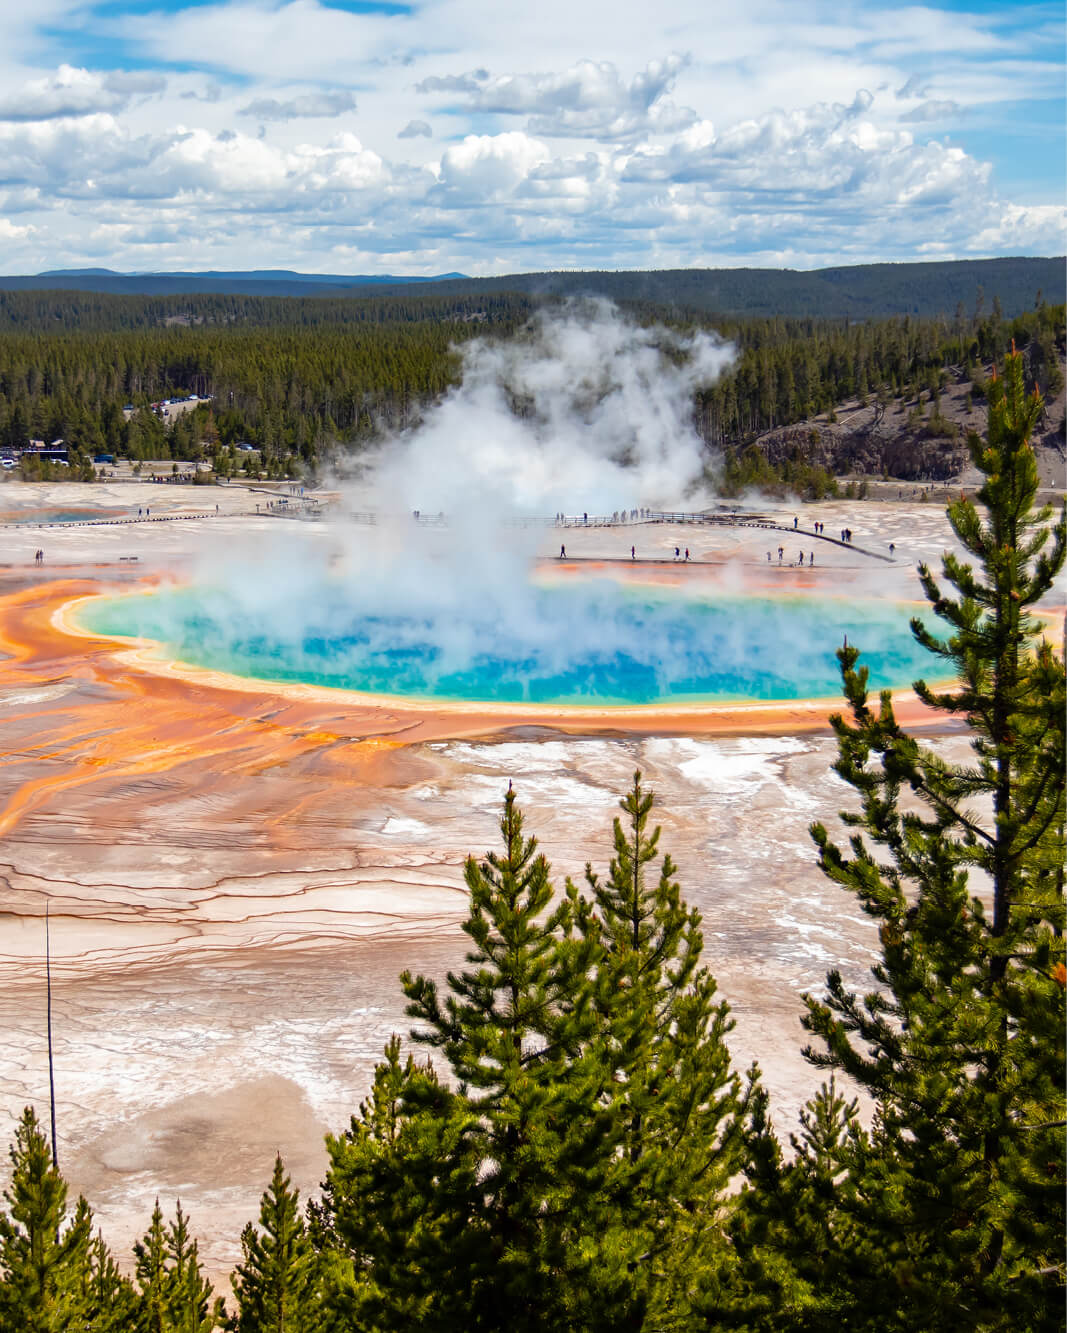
[0, 0, 1062, 274]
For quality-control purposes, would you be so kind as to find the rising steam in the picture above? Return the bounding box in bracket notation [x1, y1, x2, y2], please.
[370, 297, 734, 516]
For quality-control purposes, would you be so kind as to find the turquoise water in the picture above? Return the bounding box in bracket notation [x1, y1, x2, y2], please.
[79, 579, 931, 706]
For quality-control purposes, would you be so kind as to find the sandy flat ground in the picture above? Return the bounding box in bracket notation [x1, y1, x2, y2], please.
[0, 479, 1060, 1290]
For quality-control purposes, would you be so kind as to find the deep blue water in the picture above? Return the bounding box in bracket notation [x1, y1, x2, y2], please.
[79, 579, 932, 705]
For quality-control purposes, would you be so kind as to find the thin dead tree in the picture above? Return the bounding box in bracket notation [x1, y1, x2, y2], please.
[45, 899, 58, 1170]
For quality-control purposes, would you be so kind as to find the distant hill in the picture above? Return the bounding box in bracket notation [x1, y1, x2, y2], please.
[38, 268, 122, 277]
[0, 257, 1060, 318]
[0, 269, 468, 298]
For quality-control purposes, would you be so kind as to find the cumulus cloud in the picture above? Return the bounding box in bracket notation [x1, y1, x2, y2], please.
[621, 89, 978, 208]
[147, 127, 387, 198]
[0, 115, 390, 206]
[0, 77, 1055, 274]
[435, 131, 552, 202]
[0, 65, 165, 123]
[0, 187, 43, 214]
[968, 203, 1067, 256]
[398, 119, 432, 139]
[239, 90, 357, 121]
[417, 55, 696, 140]
[0, 218, 35, 241]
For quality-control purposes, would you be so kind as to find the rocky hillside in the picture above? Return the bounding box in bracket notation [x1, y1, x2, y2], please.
[749, 355, 1065, 485]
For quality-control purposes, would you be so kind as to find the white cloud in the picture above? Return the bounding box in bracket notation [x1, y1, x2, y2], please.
[120, 0, 413, 82]
[436, 131, 552, 201]
[0, 65, 165, 122]
[398, 119, 432, 139]
[968, 203, 1067, 256]
[0, 218, 35, 241]
[623, 90, 944, 204]
[417, 55, 696, 140]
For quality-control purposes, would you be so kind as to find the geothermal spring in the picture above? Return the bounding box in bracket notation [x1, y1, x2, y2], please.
[0, 308, 1039, 1286]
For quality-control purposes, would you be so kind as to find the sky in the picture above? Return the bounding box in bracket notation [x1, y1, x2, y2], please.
[0, 0, 1063, 275]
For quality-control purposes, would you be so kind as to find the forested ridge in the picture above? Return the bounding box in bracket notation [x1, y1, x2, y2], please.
[0, 349, 1063, 1331]
[0, 283, 1062, 486]
[385, 256, 1066, 321]
[0, 255, 1060, 319]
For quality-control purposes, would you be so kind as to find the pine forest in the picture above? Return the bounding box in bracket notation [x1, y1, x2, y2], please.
[0, 287, 1063, 489]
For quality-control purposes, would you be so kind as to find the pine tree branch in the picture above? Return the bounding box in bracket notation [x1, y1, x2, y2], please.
[903, 767, 996, 848]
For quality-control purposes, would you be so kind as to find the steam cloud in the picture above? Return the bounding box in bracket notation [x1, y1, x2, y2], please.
[370, 297, 734, 517]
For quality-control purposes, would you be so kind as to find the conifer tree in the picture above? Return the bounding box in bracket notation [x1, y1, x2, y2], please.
[326, 790, 613, 1329]
[793, 345, 1066, 1330]
[134, 1200, 223, 1333]
[399, 788, 607, 1328]
[319, 1036, 457, 1330]
[578, 774, 749, 1326]
[80, 1230, 141, 1331]
[229, 1156, 321, 1332]
[134, 1201, 171, 1333]
[325, 785, 755, 1330]
[0, 1107, 92, 1332]
[167, 1203, 224, 1332]
[726, 1078, 866, 1329]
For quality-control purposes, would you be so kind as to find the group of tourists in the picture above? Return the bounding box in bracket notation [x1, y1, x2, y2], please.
[554, 509, 654, 526]
[557, 544, 693, 562]
[798, 519, 853, 543]
[769, 548, 814, 567]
